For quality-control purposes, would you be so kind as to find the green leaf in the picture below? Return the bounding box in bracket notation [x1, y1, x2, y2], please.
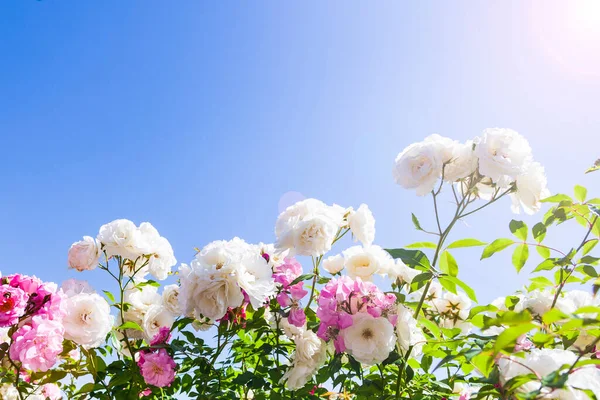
[405, 241, 437, 249]
[385, 248, 432, 270]
[289, 273, 314, 287]
[582, 239, 599, 256]
[481, 238, 514, 260]
[103, 290, 115, 303]
[529, 276, 554, 290]
[533, 259, 556, 272]
[512, 244, 529, 272]
[536, 246, 551, 259]
[447, 238, 487, 249]
[542, 308, 568, 325]
[574, 185, 588, 202]
[438, 276, 457, 294]
[117, 321, 144, 332]
[532, 223, 547, 243]
[411, 213, 424, 231]
[472, 351, 495, 377]
[494, 323, 536, 353]
[585, 159, 600, 174]
[541, 194, 572, 203]
[440, 276, 477, 302]
[439, 251, 459, 277]
[410, 272, 433, 292]
[77, 383, 96, 394]
[582, 264, 598, 278]
[509, 220, 528, 241]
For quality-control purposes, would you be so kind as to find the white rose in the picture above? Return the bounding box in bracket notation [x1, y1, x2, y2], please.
[179, 263, 244, 320]
[138, 222, 177, 281]
[68, 236, 101, 272]
[97, 219, 144, 260]
[347, 204, 376, 246]
[161, 284, 182, 315]
[343, 245, 394, 281]
[387, 260, 420, 285]
[63, 293, 114, 349]
[290, 215, 339, 257]
[523, 290, 559, 317]
[498, 349, 600, 397]
[341, 313, 396, 365]
[393, 135, 449, 196]
[294, 330, 324, 364]
[444, 140, 478, 182]
[278, 316, 306, 339]
[281, 330, 327, 390]
[396, 305, 425, 357]
[275, 199, 342, 256]
[142, 304, 175, 342]
[121, 283, 162, 339]
[510, 162, 550, 215]
[0, 385, 19, 400]
[322, 254, 345, 275]
[236, 252, 275, 310]
[474, 128, 532, 183]
[61, 279, 95, 297]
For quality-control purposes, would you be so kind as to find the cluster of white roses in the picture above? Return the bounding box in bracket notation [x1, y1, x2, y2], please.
[118, 282, 180, 342]
[69, 219, 177, 281]
[67, 219, 179, 348]
[393, 128, 550, 214]
[178, 238, 276, 321]
[498, 349, 600, 398]
[275, 199, 375, 257]
[280, 327, 328, 390]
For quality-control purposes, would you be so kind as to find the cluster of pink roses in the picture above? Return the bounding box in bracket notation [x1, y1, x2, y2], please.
[273, 257, 309, 327]
[137, 326, 177, 388]
[316, 276, 397, 352]
[1, 274, 66, 372]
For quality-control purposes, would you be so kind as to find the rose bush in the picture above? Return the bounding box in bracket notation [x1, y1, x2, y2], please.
[1, 128, 600, 400]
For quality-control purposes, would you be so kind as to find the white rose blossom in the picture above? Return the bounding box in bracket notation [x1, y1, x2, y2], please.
[341, 313, 396, 365]
[393, 135, 447, 196]
[396, 304, 426, 357]
[443, 140, 478, 182]
[179, 238, 275, 321]
[96, 219, 176, 280]
[281, 330, 327, 390]
[474, 128, 532, 183]
[142, 304, 175, 342]
[63, 293, 114, 349]
[510, 161, 550, 215]
[161, 284, 182, 315]
[0, 384, 19, 400]
[275, 199, 343, 257]
[341, 245, 395, 281]
[322, 254, 345, 275]
[120, 283, 162, 339]
[68, 236, 101, 272]
[347, 204, 376, 246]
[498, 349, 600, 398]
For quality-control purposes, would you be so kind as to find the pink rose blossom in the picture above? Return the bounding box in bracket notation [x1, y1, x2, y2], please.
[288, 307, 306, 327]
[0, 285, 28, 327]
[277, 293, 292, 308]
[41, 383, 62, 400]
[140, 349, 176, 387]
[316, 276, 397, 352]
[139, 388, 153, 397]
[273, 257, 303, 288]
[289, 282, 308, 301]
[9, 316, 64, 372]
[150, 326, 171, 346]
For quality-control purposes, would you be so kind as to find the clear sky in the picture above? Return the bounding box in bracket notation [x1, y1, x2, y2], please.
[1, 1, 599, 305]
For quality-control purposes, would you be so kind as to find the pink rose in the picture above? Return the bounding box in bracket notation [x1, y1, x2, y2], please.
[0, 285, 28, 327]
[140, 349, 176, 388]
[9, 316, 64, 372]
[273, 257, 303, 287]
[288, 307, 306, 327]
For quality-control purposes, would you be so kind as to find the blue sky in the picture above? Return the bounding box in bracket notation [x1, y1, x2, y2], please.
[1, 1, 599, 305]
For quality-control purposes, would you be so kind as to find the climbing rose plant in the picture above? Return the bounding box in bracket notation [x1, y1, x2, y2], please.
[1, 128, 600, 400]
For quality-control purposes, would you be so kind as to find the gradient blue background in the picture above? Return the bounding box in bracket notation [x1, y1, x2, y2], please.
[1, 1, 599, 304]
